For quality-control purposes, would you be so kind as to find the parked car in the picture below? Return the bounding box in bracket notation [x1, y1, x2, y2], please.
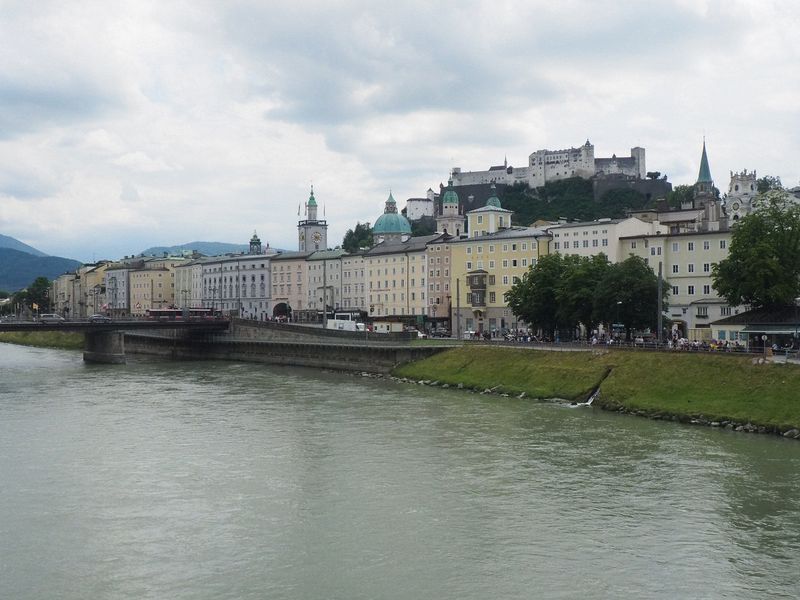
[88, 314, 112, 323]
[38, 314, 65, 324]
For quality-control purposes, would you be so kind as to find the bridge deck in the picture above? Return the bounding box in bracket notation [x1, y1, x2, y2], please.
[0, 320, 230, 333]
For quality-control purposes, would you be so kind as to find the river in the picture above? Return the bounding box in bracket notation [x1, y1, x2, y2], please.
[1, 342, 799, 599]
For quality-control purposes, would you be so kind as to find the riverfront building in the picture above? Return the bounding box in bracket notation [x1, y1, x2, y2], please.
[444, 186, 551, 336]
[199, 233, 277, 320]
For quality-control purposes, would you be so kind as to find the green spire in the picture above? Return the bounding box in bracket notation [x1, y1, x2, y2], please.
[442, 178, 459, 206]
[307, 185, 317, 207]
[387, 190, 396, 204]
[485, 183, 502, 208]
[697, 140, 713, 184]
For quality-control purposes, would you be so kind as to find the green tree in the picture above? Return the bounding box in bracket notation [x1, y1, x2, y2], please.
[712, 189, 800, 308]
[505, 254, 567, 336]
[756, 175, 783, 193]
[411, 217, 436, 237]
[593, 256, 666, 338]
[666, 184, 694, 208]
[556, 254, 611, 332]
[342, 222, 373, 253]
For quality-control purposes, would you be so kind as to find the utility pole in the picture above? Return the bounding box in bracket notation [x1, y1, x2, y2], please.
[456, 277, 461, 340]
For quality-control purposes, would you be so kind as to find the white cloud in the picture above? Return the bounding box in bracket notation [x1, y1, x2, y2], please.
[0, 0, 798, 261]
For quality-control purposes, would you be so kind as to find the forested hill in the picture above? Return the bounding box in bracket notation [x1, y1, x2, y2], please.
[0, 248, 81, 292]
[501, 178, 657, 226]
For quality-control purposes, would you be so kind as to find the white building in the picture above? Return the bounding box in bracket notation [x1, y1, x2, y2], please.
[548, 217, 655, 263]
[404, 188, 436, 221]
[201, 233, 277, 320]
[451, 141, 646, 189]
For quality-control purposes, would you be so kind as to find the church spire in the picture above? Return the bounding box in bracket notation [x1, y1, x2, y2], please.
[697, 138, 713, 184]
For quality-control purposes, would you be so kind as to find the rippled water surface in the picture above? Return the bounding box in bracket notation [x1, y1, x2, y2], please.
[2, 343, 800, 599]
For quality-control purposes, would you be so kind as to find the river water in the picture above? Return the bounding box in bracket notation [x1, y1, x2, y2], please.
[1, 343, 799, 599]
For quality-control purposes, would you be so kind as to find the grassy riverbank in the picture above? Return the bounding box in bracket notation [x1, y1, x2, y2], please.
[0, 331, 85, 350]
[394, 346, 800, 431]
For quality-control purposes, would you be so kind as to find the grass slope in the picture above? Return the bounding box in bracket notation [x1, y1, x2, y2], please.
[395, 347, 800, 430]
[0, 331, 84, 350]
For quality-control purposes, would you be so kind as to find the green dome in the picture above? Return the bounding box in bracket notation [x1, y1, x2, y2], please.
[373, 191, 411, 235]
[307, 186, 317, 207]
[443, 178, 459, 206]
[373, 212, 412, 235]
[485, 183, 501, 208]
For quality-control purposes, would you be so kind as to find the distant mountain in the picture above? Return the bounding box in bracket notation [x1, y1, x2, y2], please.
[140, 241, 249, 257]
[0, 234, 47, 257]
[0, 248, 81, 292]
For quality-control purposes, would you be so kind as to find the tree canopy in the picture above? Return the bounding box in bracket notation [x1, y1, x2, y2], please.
[342, 222, 373, 253]
[713, 189, 800, 309]
[756, 175, 782, 194]
[505, 254, 666, 338]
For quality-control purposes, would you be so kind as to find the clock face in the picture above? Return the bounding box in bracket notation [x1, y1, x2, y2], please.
[732, 202, 740, 211]
[312, 232, 322, 242]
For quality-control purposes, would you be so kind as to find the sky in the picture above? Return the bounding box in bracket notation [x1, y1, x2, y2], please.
[0, 0, 799, 262]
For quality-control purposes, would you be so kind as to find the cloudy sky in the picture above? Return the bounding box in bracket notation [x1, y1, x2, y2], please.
[0, 0, 798, 262]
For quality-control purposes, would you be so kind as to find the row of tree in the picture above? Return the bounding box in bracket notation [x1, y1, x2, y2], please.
[504, 254, 666, 339]
[0, 276, 51, 315]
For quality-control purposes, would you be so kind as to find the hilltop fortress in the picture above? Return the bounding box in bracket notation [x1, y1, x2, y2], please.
[451, 140, 646, 189]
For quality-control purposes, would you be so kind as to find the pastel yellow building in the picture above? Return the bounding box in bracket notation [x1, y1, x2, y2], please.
[365, 234, 443, 319]
[445, 188, 551, 336]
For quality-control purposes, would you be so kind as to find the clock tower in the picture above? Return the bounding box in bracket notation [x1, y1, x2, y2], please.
[298, 186, 328, 251]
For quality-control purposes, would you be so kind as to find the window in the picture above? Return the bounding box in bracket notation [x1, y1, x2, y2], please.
[489, 260, 495, 269]
[631, 241, 637, 249]
[466, 262, 472, 270]
[602, 239, 608, 247]
[502, 276, 509, 285]
[592, 239, 598, 247]
[522, 258, 528, 267]
[672, 242, 679, 252]
[488, 275, 495, 285]
[555, 242, 560, 250]
[672, 285, 679, 295]
[688, 242, 695, 251]
[522, 243, 528, 250]
[688, 264, 695, 273]
[583, 240, 589, 248]
[512, 244, 517, 251]
[697, 306, 708, 316]
[703, 263, 710, 273]
[688, 285, 695, 295]
[721, 306, 732, 316]
[512, 260, 518, 267]
[466, 247, 472, 255]
[477, 215, 483, 224]
[503, 244, 509, 252]
[573, 241, 579, 248]
[720, 240, 727, 249]
[489, 245, 495, 253]
[672, 265, 679, 274]
[703, 285, 710, 294]
[489, 292, 496, 303]
[703, 241, 710, 250]
[502, 260, 509, 268]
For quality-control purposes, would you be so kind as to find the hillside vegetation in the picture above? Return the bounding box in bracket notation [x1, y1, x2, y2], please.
[501, 179, 653, 226]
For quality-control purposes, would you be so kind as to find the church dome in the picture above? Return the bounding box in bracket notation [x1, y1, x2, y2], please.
[442, 178, 459, 206]
[373, 192, 412, 235]
[485, 183, 502, 208]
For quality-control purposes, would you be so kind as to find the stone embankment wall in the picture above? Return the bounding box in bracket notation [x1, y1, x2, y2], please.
[125, 329, 446, 374]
